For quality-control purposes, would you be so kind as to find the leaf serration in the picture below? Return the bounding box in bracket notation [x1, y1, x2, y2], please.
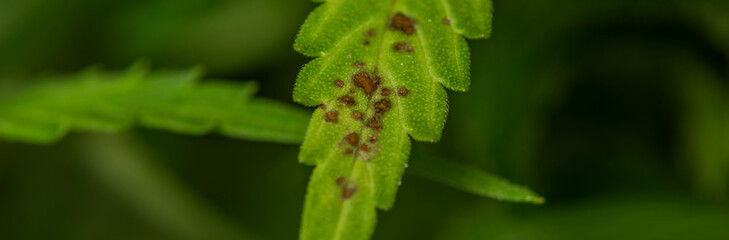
[294, 0, 493, 239]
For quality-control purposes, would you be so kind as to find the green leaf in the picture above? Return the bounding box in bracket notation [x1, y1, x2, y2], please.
[676, 59, 729, 199]
[0, 63, 542, 210]
[0, 64, 309, 144]
[78, 134, 255, 240]
[293, 0, 493, 239]
[220, 99, 310, 144]
[446, 196, 729, 240]
[409, 151, 544, 204]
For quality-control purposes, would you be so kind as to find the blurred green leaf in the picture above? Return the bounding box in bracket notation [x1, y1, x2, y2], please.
[409, 151, 544, 204]
[0, 63, 309, 144]
[79, 133, 255, 240]
[220, 99, 310, 144]
[676, 59, 729, 199]
[108, 0, 308, 74]
[444, 196, 729, 240]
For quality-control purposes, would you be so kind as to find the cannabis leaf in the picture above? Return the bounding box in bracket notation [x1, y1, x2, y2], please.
[409, 151, 544, 204]
[676, 59, 729, 198]
[0, 64, 309, 144]
[293, 0, 493, 239]
[0, 62, 541, 206]
[79, 134, 255, 240]
[0, 61, 541, 238]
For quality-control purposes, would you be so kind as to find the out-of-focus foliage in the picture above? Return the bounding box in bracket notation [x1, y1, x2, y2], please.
[0, 0, 307, 76]
[79, 133, 256, 240]
[409, 151, 544, 204]
[677, 59, 729, 199]
[0, 64, 309, 144]
[1, 0, 729, 239]
[443, 195, 729, 240]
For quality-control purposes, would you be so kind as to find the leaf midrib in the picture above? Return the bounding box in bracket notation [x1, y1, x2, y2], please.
[329, 1, 397, 239]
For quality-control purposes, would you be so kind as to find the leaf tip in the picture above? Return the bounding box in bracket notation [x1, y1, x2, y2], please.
[524, 194, 545, 205]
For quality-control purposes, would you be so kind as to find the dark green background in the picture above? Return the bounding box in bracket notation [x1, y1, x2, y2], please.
[1, 0, 728, 239]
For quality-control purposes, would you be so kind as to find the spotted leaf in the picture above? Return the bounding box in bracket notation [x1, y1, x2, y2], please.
[293, 0, 493, 239]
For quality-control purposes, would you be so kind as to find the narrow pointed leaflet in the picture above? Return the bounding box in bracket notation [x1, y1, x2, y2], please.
[293, 0, 492, 239]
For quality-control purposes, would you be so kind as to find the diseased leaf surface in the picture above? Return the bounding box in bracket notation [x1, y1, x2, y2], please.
[293, 0, 493, 239]
[0, 65, 309, 144]
[0, 64, 544, 214]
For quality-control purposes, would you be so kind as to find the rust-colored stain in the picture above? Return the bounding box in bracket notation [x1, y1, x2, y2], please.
[334, 79, 345, 88]
[353, 111, 364, 120]
[354, 61, 365, 68]
[337, 95, 356, 107]
[352, 71, 381, 97]
[324, 111, 339, 123]
[398, 87, 409, 96]
[366, 117, 382, 131]
[342, 186, 358, 200]
[359, 144, 371, 152]
[365, 29, 376, 37]
[394, 42, 414, 53]
[336, 176, 345, 186]
[374, 99, 391, 113]
[391, 13, 416, 35]
[345, 133, 360, 146]
[368, 134, 378, 143]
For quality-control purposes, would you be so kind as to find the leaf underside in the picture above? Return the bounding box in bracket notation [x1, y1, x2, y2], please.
[0, 64, 309, 144]
[293, 0, 492, 239]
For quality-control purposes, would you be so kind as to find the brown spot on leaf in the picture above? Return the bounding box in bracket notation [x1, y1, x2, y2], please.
[349, 88, 356, 94]
[354, 61, 365, 68]
[334, 79, 344, 88]
[337, 95, 356, 107]
[442, 18, 451, 25]
[366, 117, 382, 131]
[368, 134, 378, 143]
[393, 42, 413, 53]
[319, 104, 326, 110]
[374, 99, 391, 113]
[365, 29, 376, 37]
[363, 39, 370, 45]
[398, 87, 409, 96]
[352, 71, 381, 97]
[342, 186, 358, 200]
[343, 149, 353, 155]
[394, 42, 405, 51]
[360, 144, 371, 152]
[391, 13, 416, 35]
[345, 133, 359, 146]
[353, 111, 363, 120]
[336, 176, 345, 186]
[381, 88, 392, 96]
[324, 111, 339, 123]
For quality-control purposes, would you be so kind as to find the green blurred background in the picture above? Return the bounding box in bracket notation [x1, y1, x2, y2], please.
[1, 0, 728, 239]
